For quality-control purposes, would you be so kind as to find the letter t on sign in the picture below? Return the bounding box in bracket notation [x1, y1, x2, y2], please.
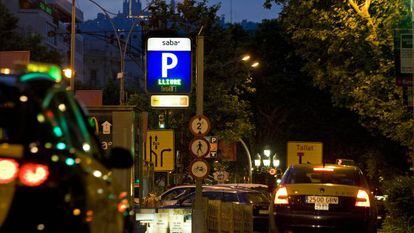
[297, 152, 304, 164]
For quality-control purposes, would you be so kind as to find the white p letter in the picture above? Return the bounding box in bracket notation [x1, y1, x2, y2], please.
[162, 53, 178, 78]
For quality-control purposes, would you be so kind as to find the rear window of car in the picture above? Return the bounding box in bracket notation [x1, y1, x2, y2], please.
[242, 192, 269, 204]
[283, 167, 367, 187]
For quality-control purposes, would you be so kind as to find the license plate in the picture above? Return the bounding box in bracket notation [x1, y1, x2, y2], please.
[259, 210, 269, 215]
[315, 203, 329, 210]
[306, 196, 338, 211]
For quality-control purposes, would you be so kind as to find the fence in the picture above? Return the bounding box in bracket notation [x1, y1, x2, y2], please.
[206, 200, 253, 233]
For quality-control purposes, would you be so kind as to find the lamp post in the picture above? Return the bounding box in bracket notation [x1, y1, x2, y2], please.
[86, 0, 151, 105]
[69, 0, 76, 91]
[254, 148, 280, 171]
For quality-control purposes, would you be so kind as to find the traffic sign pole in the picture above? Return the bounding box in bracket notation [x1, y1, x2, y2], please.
[192, 35, 205, 233]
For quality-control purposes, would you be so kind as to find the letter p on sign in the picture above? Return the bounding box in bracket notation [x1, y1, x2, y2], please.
[162, 53, 178, 78]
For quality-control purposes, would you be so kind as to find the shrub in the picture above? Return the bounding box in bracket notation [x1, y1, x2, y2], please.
[382, 176, 414, 233]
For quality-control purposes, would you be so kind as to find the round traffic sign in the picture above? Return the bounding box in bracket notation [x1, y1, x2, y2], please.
[269, 168, 277, 176]
[189, 115, 211, 136]
[190, 159, 210, 179]
[189, 137, 210, 158]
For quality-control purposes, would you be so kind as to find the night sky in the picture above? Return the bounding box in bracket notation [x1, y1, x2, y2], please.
[77, 0, 281, 23]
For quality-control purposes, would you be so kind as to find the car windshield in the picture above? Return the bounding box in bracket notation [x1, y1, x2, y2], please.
[162, 188, 194, 200]
[284, 167, 366, 186]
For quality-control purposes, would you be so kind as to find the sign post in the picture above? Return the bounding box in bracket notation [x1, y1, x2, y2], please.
[192, 35, 206, 233]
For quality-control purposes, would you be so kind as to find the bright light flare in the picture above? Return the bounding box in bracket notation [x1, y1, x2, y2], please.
[19, 163, 49, 186]
[241, 55, 251, 61]
[0, 159, 19, 184]
[274, 187, 289, 205]
[63, 68, 73, 79]
[251, 62, 260, 68]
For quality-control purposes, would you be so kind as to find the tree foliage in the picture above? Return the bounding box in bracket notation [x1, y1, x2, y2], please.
[250, 20, 407, 178]
[0, 2, 61, 64]
[263, 0, 413, 146]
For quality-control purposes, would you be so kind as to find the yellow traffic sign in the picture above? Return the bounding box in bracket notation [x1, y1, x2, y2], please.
[146, 130, 175, 171]
[287, 141, 323, 167]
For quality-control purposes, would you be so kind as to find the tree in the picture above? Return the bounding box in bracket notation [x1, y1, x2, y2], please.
[263, 0, 413, 146]
[0, 2, 61, 64]
[250, 19, 407, 180]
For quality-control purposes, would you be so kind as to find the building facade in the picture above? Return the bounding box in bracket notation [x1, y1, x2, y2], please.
[80, 0, 146, 91]
[0, 0, 84, 80]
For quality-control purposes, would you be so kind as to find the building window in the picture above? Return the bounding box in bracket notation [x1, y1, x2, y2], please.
[45, 23, 57, 46]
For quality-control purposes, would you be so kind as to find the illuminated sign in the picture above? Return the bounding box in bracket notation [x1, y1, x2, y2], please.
[146, 37, 192, 94]
[150, 95, 189, 108]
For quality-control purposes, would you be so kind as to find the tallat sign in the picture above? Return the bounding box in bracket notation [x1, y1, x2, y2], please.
[146, 37, 192, 94]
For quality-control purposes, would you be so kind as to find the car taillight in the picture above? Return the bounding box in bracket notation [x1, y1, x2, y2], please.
[0, 158, 19, 184]
[274, 187, 289, 205]
[19, 163, 49, 187]
[355, 190, 370, 207]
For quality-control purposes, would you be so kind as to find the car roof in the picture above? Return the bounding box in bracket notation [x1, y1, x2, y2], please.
[216, 183, 268, 189]
[289, 163, 360, 171]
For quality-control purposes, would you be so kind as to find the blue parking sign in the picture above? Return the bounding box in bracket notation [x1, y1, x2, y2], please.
[146, 38, 192, 94]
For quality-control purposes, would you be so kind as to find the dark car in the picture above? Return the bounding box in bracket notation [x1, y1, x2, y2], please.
[0, 64, 133, 233]
[167, 186, 270, 232]
[273, 164, 377, 233]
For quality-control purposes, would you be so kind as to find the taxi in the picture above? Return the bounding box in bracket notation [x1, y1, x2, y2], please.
[0, 64, 133, 233]
[273, 164, 377, 233]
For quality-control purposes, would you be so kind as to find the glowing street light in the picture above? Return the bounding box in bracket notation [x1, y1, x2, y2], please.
[241, 55, 251, 61]
[63, 68, 73, 79]
[263, 149, 271, 157]
[251, 62, 260, 68]
[254, 153, 262, 167]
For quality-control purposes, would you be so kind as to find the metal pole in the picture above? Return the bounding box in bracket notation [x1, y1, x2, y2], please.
[411, 0, 414, 170]
[70, 0, 76, 91]
[239, 138, 253, 183]
[192, 35, 205, 233]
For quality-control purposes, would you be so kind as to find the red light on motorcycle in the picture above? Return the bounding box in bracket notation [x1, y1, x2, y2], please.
[355, 190, 370, 207]
[274, 187, 289, 205]
[0, 158, 19, 184]
[19, 163, 49, 186]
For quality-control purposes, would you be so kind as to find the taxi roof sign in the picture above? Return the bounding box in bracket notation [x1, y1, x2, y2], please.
[18, 63, 62, 83]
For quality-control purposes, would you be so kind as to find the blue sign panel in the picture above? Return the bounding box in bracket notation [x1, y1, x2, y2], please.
[146, 38, 192, 94]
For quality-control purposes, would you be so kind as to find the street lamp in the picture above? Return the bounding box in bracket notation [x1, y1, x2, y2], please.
[254, 148, 280, 170]
[241, 55, 251, 61]
[263, 149, 271, 157]
[273, 156, 280, 168]
[251, 62, 260, 68]
[254, 153, 261, 167]
[263, 157, 271, 167]
[63, 68, 73, 79]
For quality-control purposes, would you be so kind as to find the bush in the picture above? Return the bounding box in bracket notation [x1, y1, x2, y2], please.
[382, 176, 414, 233]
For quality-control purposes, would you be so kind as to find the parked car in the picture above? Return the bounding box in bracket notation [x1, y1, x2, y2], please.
[215, 183, 271, 199]
[273, 164, 377, 233]
[158, 185, 197, 207]
[167, 186, 270, 232]
[0, 64, 133, 233]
